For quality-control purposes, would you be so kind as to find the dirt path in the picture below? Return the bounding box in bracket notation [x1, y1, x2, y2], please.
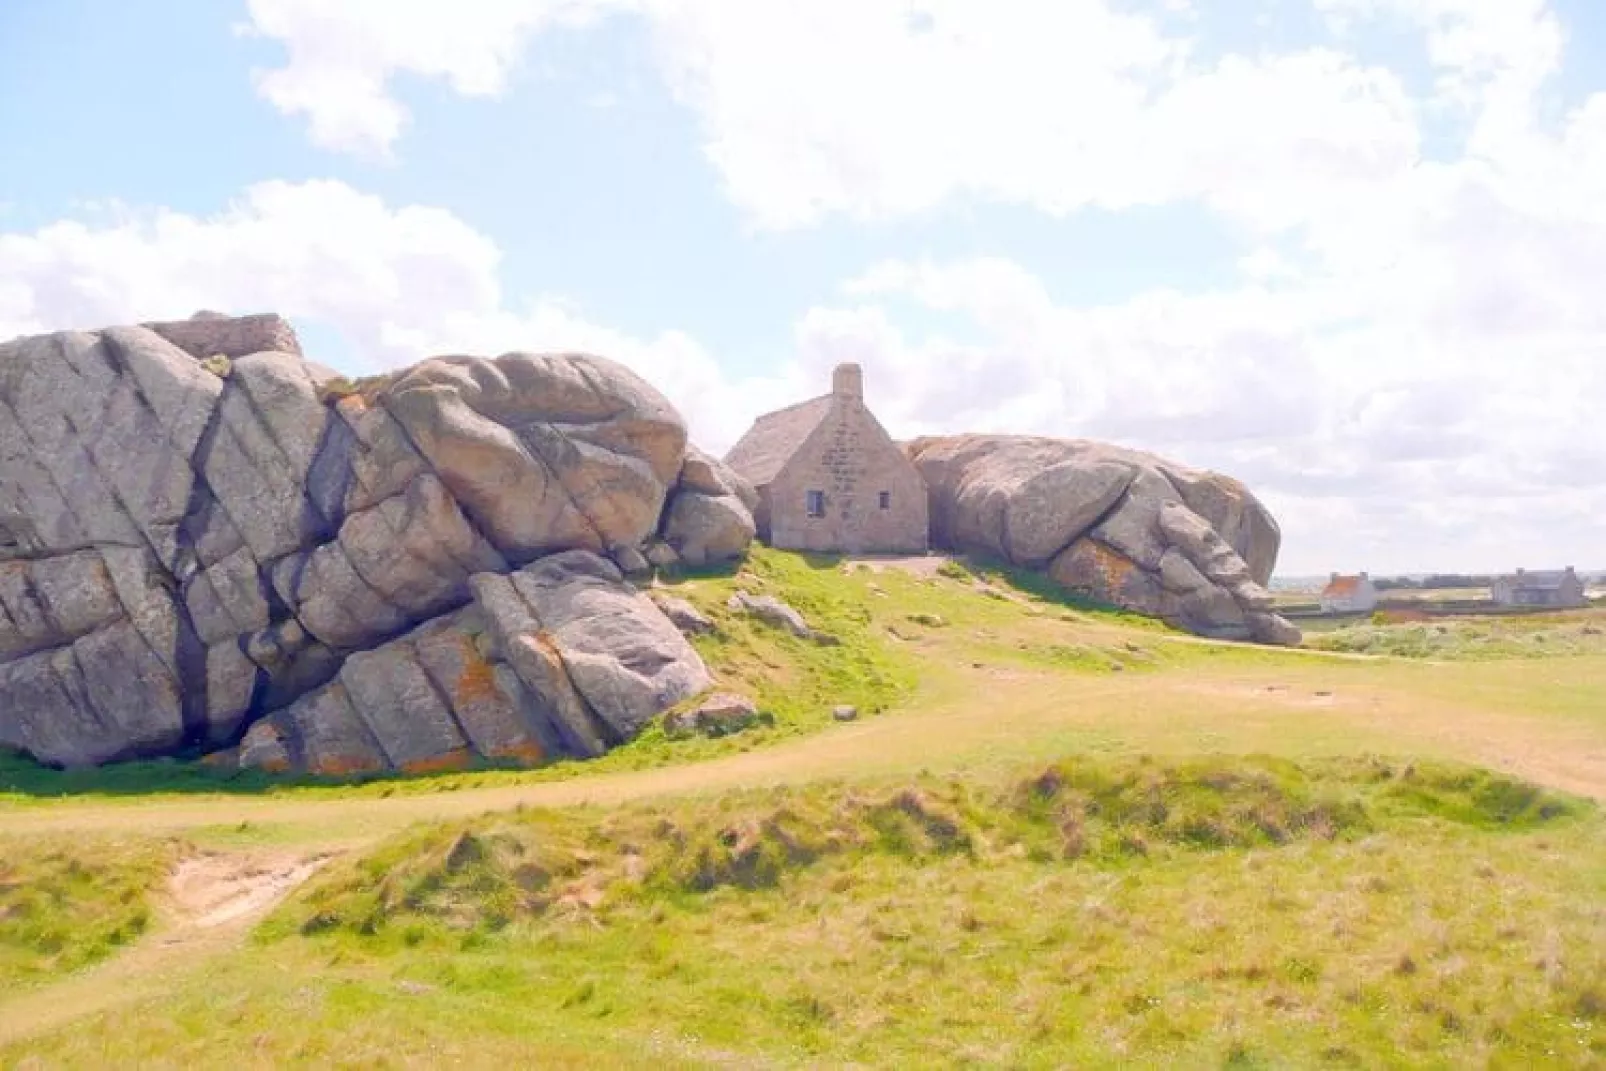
[2, 654, 1600, 847]
[0, 850, 331, 1046]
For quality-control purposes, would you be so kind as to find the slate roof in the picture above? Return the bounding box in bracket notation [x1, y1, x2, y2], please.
[723, 394, 835, 488]
[1501, 569, 1576, 590]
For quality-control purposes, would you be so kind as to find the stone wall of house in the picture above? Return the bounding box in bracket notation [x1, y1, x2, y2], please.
[769, 396, 928, 554]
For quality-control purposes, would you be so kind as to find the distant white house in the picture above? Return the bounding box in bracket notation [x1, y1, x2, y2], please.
[1320, 572, 1378, 614]
[1490, 567, 1587, 609]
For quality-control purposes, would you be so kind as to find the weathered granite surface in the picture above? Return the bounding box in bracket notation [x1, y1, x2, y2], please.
[0, 313, 747, 771]
[906, 435, 1300, 646]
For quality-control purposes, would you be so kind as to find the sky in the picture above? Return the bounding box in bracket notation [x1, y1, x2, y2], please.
[1, 0, 1602, 577]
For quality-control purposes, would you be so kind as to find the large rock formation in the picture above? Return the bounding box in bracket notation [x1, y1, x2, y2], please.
[906, 435, 1300, 646]
[659, 447, 758, 567]
[0, 312, 747, 772]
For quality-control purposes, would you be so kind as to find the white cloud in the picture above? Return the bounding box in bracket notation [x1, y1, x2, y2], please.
[0, 180, 781, 451]
[3, 165, 1600, 573]
[242, 0, 612, 156]
[16, 1, 1604, 574]
[246, 1, 1426, 234]
[796, 152, 1606, 572]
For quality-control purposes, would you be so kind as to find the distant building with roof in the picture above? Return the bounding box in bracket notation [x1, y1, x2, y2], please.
[1320, 572, 1378, 614]
[1490, 567, 1587, 609]
[724, 363, 928, 554]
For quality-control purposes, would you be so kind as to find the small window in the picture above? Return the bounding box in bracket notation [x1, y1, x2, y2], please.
[878, 491, 891, 510]
[806, 490, 825, 518]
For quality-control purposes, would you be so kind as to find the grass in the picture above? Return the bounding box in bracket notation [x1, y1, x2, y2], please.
[261, 756, 1583, 945]
[5, 756, 1599, 1067]
[0, 834, 178, 990]
[0, 546, 1195, 805]
[2, 550, 1606, 1064]
[1306, 611, 1606, 660]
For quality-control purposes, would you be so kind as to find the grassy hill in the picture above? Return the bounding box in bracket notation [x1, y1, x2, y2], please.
[2, 549, 1604, 1066]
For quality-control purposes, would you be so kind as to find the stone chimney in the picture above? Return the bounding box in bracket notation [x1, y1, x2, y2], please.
[832, 362, 864, 401]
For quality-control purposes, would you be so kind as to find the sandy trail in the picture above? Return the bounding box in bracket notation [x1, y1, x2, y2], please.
[0, 850, 330, 1046]
[2, 653, 1600, 849]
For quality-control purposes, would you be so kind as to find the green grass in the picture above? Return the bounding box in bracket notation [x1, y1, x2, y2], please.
[8, 756, 1599, 1068]
[0, 834, 178, 989]
[665, 547, 921, 732]
[0, 548, 930, 803]
[1306, 611, 1606, 660]
[0, 544, 1214, 807]
[4, 551, 1606, 1065]
[261, 756, 1587, 947]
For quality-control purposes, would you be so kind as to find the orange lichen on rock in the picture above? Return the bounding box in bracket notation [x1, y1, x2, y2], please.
[1086, 540, 1136, 591]
[484, 740, 547, 765]
[450, 634, 502, 707]
[309, 752, 386, 778]
[400, 748, 476, 775]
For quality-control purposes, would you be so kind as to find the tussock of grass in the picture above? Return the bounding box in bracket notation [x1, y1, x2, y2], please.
[265, 756, 1583, 944]
[201, 757, 1604, 1068]
[0, 835, 178, 987]
[1379, 762, 1589, 827]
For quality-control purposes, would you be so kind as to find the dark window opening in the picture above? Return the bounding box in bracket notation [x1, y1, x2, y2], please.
[806, 490, 825, 518]
[878, 491, 891, 510]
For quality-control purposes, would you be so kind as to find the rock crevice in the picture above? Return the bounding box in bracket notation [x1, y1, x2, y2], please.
[1, 314, 748, 772]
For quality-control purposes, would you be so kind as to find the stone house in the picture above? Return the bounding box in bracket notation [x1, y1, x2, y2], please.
[1320, 572, 1378, 614]
[724, 364, 928, 554]
[1490, 567, 1588, 608]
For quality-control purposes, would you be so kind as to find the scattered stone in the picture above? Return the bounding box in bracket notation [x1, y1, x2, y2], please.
[907, 612, 947, 628]
[727, 590, 813, 638]
[238, 721, 291, 774]
[832, 704, 859, 722]
[651, 593, 715, 636]
[645, 541, 680, 569]
[664, 692, 768, 739]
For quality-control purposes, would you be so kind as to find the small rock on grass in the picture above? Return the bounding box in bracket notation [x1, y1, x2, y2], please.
[665, 692, 769, 739]
[832, 704, 859, 722]
[651, 592, 715, 636]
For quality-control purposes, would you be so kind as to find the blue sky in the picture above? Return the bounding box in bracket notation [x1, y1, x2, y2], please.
[2, 0, 1604, 575]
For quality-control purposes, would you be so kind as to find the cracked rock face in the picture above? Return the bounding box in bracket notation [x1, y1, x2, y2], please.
[907, 435, 1300, 646]
[0, 314, 741, 771]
